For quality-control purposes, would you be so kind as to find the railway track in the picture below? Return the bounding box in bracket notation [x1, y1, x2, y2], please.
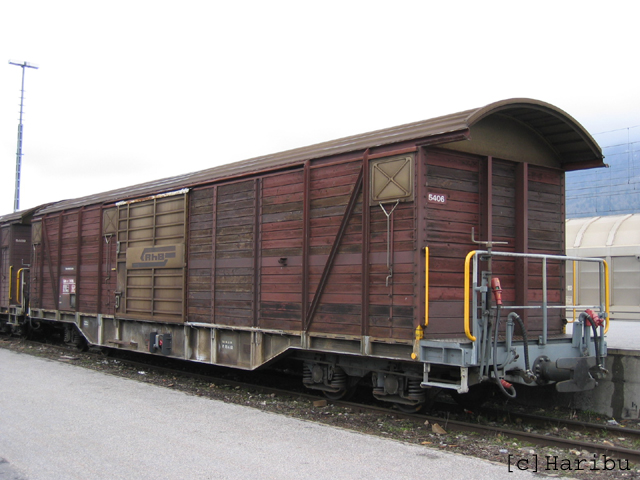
[3, 336, 640, 471]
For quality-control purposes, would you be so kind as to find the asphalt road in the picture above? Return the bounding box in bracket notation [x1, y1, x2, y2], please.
[0, 348, 538, 480]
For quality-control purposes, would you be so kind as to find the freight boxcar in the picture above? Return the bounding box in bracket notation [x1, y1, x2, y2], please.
[0, 207, 39, 334]
[0, 99, 610, 409]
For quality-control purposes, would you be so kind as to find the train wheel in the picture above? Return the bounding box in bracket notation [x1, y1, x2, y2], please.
[395, 402, 424, 413]
[323, 388, 349, 400]
[322, 378, 359, 401]
[65, 325, 88, 352]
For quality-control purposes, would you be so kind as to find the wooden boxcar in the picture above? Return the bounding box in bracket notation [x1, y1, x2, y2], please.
[0, 99, 611, 408]
[0, 207, 38, 330]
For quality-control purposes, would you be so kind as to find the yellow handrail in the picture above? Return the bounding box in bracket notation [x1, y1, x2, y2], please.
[463, 250, 477, 341]
[16, 268, 26, 305]
[8, 265, 13, 301]
[424, 247, 429, 327]
[604, 259, 610, 334]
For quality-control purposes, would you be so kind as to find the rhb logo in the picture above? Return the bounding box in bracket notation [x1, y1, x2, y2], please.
[126, 244, 183, 269]
[143, 252, 172, 262]
[133, 246, 177, 268]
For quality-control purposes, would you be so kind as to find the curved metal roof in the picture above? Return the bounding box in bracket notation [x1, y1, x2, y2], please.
[33, 98, 603, 216]
[466, 98, 603, 170]
[567, 214, 640, 252]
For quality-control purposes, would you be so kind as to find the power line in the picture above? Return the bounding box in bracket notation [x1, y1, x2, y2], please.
[593, 125, 640, 136]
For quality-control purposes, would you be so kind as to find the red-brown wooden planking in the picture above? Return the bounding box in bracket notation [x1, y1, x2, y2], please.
[0, 224, 31, 308]
[214, 180, 256, 327]
[185, 157, 418, 340]
[187, 187, 214, 324]
[0, 227, 10, 307]
[29, 207, 115, 315]
[67, 147, 564, 340]
[36, 214, 61, 309]
[259, 170, 304, 329]
[527, 165, 565, 332]
[306, 161, 363, 333]
[77, 208, 100, 313]
[424, 150, 480, 338]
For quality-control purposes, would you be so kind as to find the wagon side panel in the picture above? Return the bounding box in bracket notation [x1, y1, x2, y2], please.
[34, 214, 63, 310]
[76, 207, 102, 314]
[100, 207, 118, 316]
[260, 170, 304, 331]
[307, 160, 363, 336]
[187, 187, 215, 324]
[368, 201, 416, 340]
[0, 225, 30, 309]
[424, 149, 480, 338]
[214, 180, 257, 327]
[527, 165, 565, 334]
[0, 226, 8, 309]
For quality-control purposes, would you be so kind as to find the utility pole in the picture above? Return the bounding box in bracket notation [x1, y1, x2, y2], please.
[9, 60, 39, 212]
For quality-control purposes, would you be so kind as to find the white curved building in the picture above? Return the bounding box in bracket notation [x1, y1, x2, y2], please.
[566, 214, 640, 320]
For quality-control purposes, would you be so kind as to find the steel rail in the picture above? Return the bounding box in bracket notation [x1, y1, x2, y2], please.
[478, 406, 640, 441]
[339, 401, 640, 464]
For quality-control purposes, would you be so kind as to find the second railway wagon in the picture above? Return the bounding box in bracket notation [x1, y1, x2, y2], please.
[1, 98, 610, 409]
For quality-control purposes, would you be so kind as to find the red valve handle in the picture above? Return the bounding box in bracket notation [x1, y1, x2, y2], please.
[491, 277, 503, 306]
[585, 308, 604, 327]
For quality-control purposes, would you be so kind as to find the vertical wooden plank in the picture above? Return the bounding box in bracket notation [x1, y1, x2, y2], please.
[76, 207, 84, 312]
[7, 228, 13, 303]
[253, 178, 261, 328]
[119, 204, 128, 316]
[0, 228, 6, 306]
[183, 193, 189, 322]
[560, 169, 566, 321]
[388, 206, 395, 323]
[4, 228, 11, 304]
[415, 147, 428, 329]
[301, 161, 310, 326]
[361, 149, 370, 337]
[56, 213, 63, 308]
[97, 206, 104, 313]
[515, 162, 529, 323]
[481, 156, 493, 242]
[42, 217, 58, 308]
[211, 186, 218, 324]
[151, 198, 157, 317]
[38, 219, 46, 309]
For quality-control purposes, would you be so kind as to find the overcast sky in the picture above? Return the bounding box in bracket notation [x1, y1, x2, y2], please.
[1, 1, 638, 215]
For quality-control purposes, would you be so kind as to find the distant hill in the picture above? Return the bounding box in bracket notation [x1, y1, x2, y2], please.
[566, 126, 640, 218]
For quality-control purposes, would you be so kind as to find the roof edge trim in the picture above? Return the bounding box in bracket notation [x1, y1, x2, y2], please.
[464, 98, 603, 165]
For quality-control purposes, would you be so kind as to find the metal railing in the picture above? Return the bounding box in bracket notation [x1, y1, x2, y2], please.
[463, 251, 610, 343]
